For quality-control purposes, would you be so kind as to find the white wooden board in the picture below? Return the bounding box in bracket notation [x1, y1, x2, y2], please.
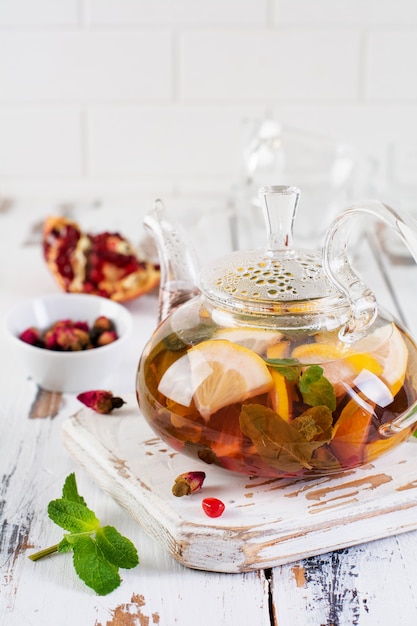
[62, 394, 417, 574]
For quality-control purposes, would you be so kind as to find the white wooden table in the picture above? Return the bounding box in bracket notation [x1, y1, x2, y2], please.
[1, 201, 417, 626]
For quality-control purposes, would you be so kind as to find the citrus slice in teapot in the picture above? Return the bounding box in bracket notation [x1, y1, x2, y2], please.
[136, 186, 417, 478]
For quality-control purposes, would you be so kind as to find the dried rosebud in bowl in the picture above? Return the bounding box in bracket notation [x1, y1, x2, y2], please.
[96, 330, 119, 347]
[5, 293, 133, 393]
[92, 315, 116, 334]
[19, 326, 44, 348]
[172, 471, 206, 497]
[77, 390, 126, 414]
[18, 315, 119, 352]
[44, 321, 92, 351]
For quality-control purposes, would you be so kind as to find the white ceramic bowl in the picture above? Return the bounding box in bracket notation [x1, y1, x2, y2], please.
[4, 293, 133, 393]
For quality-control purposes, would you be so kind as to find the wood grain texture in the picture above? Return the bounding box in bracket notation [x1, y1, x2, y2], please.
[273, 533, 417, 625]
[62, 396, 417, 574]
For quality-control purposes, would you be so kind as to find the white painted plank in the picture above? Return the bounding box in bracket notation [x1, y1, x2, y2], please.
[272, 532, 417, 625]
[62, 396, 417, 574]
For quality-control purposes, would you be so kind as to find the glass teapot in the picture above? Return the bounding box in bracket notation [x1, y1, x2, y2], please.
[136, 186, 417, 478]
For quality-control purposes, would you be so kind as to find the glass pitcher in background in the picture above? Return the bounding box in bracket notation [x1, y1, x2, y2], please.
[230, 118, 378, 250]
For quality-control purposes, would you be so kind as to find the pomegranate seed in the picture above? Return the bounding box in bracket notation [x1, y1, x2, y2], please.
[202, 497, 225, 518]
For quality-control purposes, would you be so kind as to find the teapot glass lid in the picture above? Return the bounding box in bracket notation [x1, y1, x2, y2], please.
[199, 186, 348, 320]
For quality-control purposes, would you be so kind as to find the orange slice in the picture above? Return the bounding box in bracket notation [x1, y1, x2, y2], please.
[158, 339, 273, 421]
[269, 370, 293, 421]
[364, 428, 411, 463]
[330, 395, 375, 467]
[265, 341, 293, 420]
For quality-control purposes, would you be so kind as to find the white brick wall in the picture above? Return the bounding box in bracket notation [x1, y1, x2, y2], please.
[0, 0, 416, 211]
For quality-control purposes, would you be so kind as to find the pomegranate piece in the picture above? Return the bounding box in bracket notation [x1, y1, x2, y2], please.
[43, 216, 160, 302]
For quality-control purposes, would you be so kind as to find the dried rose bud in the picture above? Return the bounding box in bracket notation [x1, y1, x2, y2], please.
[91, 315, 117, 344]
[49, 319, 73, 330]
[18, 315, 119, 352]
[45, 325, 92, 351]
[172, 471, 206, 497]
[73, 320, 89, 333]
[96, 330, 118, 347]
[77, 390, 126, 414]
[93, 315, 116, 333]
[19, 327, 44, 348]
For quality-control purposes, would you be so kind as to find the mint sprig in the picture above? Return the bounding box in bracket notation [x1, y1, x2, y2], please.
[29, 473, 139, 595]
[298, 365, 336, 411]
[265, 357, 337, 411]
[264, 357, 302, 382]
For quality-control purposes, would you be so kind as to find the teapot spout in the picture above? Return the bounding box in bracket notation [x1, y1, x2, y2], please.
[144, 199, 201, 323]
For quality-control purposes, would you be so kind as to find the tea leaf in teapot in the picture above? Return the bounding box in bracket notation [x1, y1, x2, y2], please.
[264, 357, 302, 382]
[239, 404, 314, 473]
[298, 365, 336, 411]
[163, 319, 217, 352]
[292, 406, 333, 444]
[163, 332, 189, 352]
[310, 444, 342, 470]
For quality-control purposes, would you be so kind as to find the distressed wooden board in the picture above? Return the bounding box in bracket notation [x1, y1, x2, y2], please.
[62, 394, 417, 574]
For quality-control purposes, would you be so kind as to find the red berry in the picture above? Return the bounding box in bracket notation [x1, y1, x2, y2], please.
[202, 497, 225, 518]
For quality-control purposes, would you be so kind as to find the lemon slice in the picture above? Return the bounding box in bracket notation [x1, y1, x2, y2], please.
[266, 340, 290, 360]
[291, 342, 381, 372]
[213, 327, 281, 355]
[158, 339, 273, 421]
[190, 340, 273, 419]
[291, 340, 383, 398]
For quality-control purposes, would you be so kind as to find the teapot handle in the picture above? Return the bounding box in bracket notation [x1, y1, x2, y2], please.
[323, 199, 417, 342]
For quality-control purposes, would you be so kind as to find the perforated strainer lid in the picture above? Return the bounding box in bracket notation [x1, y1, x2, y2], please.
[199, 186, 348, 320]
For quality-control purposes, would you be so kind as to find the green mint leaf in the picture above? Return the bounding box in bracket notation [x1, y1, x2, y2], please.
[57, 536, 73, 553]
[62, 472, 87, 506]
[29, 473, 140, 596]
[48, 499, 100, 534]
[239, 404, 314, 472]
[95, 526, 139, 569]
[72, 536, 121, 596]
[239, 404, 335, 474]
[291, 406, 333, 443]
[264, 357, 302, 382]
[298, 365, 336, 411]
